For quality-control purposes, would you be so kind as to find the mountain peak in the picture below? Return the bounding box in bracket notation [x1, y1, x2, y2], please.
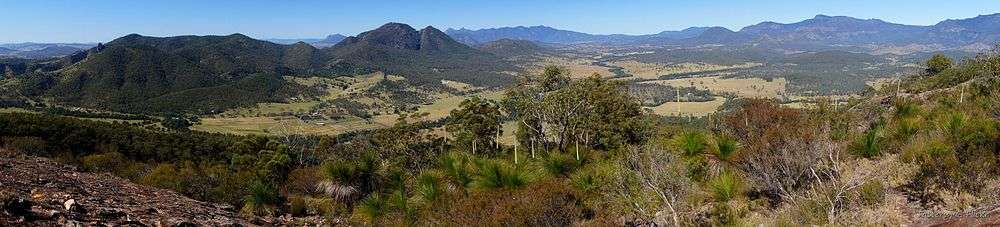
[420, 25, 468, 52]
[332, 22, 469, 52]
[346, 22, 422, 50]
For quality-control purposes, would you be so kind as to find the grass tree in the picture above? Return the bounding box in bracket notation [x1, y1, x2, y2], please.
[439, 153, 474, 194]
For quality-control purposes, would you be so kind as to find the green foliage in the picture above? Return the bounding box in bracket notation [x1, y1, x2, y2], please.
[162, 116, 193, 130]
[355, 193, 389, 225]
[504, 68, 645, 152]
[853, 121, 885, 158]
[415, 171, 445, 207]
[712, 135, 741, 163]
[242, 180, 281, 216]
[570, 167, 604, 194]
[677, 131, 708, 158]
[439, 153, 474, 192]
[446, 96, 503, 154]
[542, 152, 581, 177]
[26, 35, 316, 114]
[709, 171, 745, 203]
[926, 53, 954, 74]
[474, 160, 528, 190]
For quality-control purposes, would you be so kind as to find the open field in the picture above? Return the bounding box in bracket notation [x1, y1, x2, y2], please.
[647, 96, 728, 117]
[526, 56, 614, 78]
[193, 86, 504, 136]
[218, 102, 320, 117]
[641, 76, 788, 98]
[0, 107, 32, 114]
[611, 61, 762, 80]
[193, 115, 399, 136]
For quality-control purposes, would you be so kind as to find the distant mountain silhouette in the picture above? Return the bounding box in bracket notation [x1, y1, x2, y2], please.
[446, 13, 1000, 53]
[0, 47, 14, 55]
[0, 43, 93, 59]
[311, 34, 347, 47]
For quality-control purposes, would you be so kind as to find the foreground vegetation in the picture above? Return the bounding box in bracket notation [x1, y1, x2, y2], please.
[2, 48, 1000, 225]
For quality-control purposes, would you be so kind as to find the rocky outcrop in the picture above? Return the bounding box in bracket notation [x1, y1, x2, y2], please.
[0, 156, 249, 226]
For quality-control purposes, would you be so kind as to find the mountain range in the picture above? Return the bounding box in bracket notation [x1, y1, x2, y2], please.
[445, 13, 1000, 54]
[0, 43, 94, 59]
[5, 23, 511, 114]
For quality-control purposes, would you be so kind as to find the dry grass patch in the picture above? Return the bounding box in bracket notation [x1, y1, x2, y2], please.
[612, 61, 762, 80]
[647, 96, 728, 117]
[526, 56, 613, 78]
[642, 76, 788, 98]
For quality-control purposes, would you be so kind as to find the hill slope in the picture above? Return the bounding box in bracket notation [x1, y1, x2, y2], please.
[28, 34, 317, 114]
[474, 38, 548, 57]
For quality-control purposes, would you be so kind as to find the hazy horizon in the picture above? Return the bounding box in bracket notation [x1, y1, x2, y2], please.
[3, 0, 1000, 43]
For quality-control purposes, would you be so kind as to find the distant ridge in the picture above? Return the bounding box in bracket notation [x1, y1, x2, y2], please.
[0, 43, 94, 59]
[446, 13, 1000, 53]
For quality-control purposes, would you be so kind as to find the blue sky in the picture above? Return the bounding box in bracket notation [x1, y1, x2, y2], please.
[3, 0, 1000, 43]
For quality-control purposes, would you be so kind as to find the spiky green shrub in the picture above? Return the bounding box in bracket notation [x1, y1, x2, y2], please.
[542, 152, 580, 177]
[439, 153, 474, 192]
[713, 135, 741, 163]
[474, 160, 528, 189]
[355, 193, 389, 225]
[709, 171, 744, 203]
[242, 180, 280, 216]
[416, 171, 445, 207]
[852, 121, 884, 158]
[893, 101, 921, 120]
[940, 112, 965, 142]
[676, 131, 708, 157]
[571, 170, 599, 193]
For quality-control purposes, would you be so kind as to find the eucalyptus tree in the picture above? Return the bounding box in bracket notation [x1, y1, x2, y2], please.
[446, 96, 504, 154]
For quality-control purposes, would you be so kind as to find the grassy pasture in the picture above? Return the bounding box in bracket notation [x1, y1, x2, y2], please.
[641, 76, 788, 98]
[612, 61, 762, 80]
[647, 96, 728, 117]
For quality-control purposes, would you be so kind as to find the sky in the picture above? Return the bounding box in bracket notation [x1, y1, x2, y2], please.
[2, 0, 1000, 43]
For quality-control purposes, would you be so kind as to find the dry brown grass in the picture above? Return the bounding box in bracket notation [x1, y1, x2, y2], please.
[642, 76, 788, 98]
[612, 61, 762, 80]
[647, 96, 728, 117]
[526, 56, 614, 78]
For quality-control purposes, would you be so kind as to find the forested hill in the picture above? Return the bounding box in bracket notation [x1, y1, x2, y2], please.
[3, 23, 514, 114]
[14, 33, 316, 114]
[324, 23, 514, 86]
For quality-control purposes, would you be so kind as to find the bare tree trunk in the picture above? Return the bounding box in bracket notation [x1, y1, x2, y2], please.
[575, 139, 580, 161]
[514, 142, 518, 164]
[531, 138, 536, 159]
[959, 86, 964, 103]
[676, 88, 681, 116]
